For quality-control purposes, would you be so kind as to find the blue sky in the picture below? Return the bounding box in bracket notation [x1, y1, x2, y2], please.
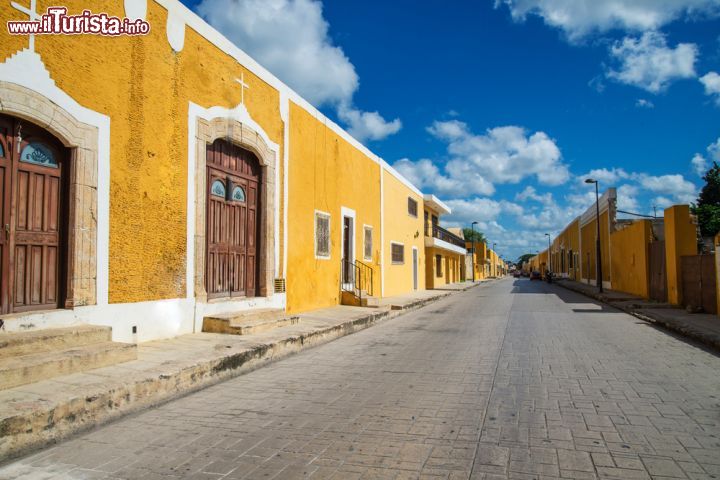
[181, 0, 720, 261]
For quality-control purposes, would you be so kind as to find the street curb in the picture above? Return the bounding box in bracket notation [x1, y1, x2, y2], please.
[555, 280, 720, 353]
[0, 284, 481, 462]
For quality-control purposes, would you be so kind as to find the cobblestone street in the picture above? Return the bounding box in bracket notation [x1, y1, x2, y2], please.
[2, 278, 719, 480]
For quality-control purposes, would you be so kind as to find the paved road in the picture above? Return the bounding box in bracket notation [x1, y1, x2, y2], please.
[2, 278, 719, 480]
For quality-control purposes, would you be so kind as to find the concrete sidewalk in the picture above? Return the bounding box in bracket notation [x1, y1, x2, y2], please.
[0, 281, 483, 461]
[556, 278, 720, 352]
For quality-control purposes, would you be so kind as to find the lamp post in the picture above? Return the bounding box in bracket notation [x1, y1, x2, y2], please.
[585, 178, 603, 293]
[545, 233, 551, 274]
[471, 221, 478, 282]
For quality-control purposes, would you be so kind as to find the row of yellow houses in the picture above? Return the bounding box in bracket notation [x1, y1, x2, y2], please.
[524, 188, 703, 311]
[0, 0, 481, 343]
[465, 240, 507, 280]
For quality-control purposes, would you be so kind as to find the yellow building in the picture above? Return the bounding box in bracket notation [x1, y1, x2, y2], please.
[0, 0, 462, 342]
[529, 189, 699, 304]
[466, 241, 487, 280]
[423, 196, 466, 289]
[380, 166, 426, 297]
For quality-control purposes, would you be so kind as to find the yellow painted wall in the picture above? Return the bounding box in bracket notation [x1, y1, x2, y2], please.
[466, 241, 486, 280]
[425, 247, 462, 288]
[0, 1, 285, 303]
[552, 219, 580, 280]
[286, 104, 382, 313]
[609, 220, 652, 298]
[580, 210, 611, 284]
[664, 205, 697, 305]
[382, 170, 425, 297]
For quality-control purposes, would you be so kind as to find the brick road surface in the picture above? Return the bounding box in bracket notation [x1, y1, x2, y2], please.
[2, 278, 719, 479]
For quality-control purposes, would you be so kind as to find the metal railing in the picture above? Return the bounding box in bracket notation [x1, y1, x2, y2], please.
[425, 224, 466, 248]
[341, 259, 374, 302]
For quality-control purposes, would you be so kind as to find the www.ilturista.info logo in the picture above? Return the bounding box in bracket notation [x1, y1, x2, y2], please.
[8, 7, 150, 36]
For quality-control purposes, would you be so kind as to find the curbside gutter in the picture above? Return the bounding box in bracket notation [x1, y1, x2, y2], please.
[0, 283, 482, 462]
[556, 280, 720, 353]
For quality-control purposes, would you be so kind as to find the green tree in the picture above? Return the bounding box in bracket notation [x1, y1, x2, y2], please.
[695, 161, 720, 237]
[517, 253, 535, 265]
[463, 228, 486, 244]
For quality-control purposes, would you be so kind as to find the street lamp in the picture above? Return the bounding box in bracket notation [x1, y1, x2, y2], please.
[585, 178, 603, 293]
[471, 221, 478, 282]
[544, 233, 551, 274]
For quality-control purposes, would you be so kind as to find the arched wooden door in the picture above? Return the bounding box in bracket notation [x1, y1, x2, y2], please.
[0, 114, 67, 314]
[206, 139, 261, 299]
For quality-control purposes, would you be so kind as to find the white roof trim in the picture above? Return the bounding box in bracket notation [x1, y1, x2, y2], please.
[579, 188, 616, 227]
[155, 0, 424, 199]
[423, 194, 451, 215]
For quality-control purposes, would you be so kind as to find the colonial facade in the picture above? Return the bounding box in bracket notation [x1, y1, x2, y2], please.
[423, 196, 466, 289]
[0, 0, 469, 343]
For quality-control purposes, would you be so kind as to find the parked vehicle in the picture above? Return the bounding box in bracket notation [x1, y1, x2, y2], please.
[530, 271, 541, 280]
[513, 271, 522, 278]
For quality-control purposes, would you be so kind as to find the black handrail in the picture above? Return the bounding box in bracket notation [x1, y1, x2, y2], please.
[341, 258, 373, 302]
[425, 224, 465, 248]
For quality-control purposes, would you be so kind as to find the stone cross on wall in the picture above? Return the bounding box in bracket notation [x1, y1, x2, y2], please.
[11, 0, 39, 52]
[236, 72, 250, 105]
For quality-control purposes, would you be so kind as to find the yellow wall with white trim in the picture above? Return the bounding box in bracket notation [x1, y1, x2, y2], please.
[0, 0, 285, 303]
[382, 170, 425, 297]
[286, 104, 382, 313]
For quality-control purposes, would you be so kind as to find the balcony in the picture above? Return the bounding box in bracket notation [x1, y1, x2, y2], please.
[425, 225, 468, 255]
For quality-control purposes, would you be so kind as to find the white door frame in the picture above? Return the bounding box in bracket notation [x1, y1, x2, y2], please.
[340, 207, 356, 290]
[412, 246, 419, 290]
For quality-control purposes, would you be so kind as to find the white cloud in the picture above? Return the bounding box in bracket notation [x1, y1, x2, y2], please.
[708, 137, 720, 162]
[636, 98, 655, 108]
[637, 173, 697, 203]
[700, 72, 720, 105]
[337, 104, 402, 142]
[690, 137, 720, 178]
[196, 0, 400, 141]
[577, 167, 631, 186]
[692, 153, 708, 177]
[651, 196, 675, 210]
[443, 197, 524, 226]
[617, 184, 641, 211]
[515, 186, 554, 206]
[197, 0, 355, 106]
[394, 121, 568, 198]
[393, 158, 496, 197]
[607, 31, 698, 93]
[495, 0, 720, 41]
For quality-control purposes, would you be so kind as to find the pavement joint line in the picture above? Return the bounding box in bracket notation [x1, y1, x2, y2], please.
[0, 281, 487, 463]
[467, 284, 513, 480]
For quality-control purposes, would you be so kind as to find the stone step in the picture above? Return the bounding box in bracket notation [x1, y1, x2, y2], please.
[361, 296, 380, 308]
[0, 341, 137, 390]
[340, 291, 380, 308]
[0, 325, 112, 359]
[202, 309, 300, 335]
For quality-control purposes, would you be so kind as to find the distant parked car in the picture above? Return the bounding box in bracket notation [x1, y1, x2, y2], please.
[513, 271, 521, 278]
[530, 271, 542, 280]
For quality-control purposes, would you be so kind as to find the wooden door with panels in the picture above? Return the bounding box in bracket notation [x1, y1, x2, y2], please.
[0, 114, 68, 314]
[206, 139, 261, 299]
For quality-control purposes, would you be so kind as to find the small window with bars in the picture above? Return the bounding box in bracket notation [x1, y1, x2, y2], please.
[407, 197, 418, 217]
[315, 211, 330, 259]
[391, 242, 405, 264]
[364, 226, 373, 261]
